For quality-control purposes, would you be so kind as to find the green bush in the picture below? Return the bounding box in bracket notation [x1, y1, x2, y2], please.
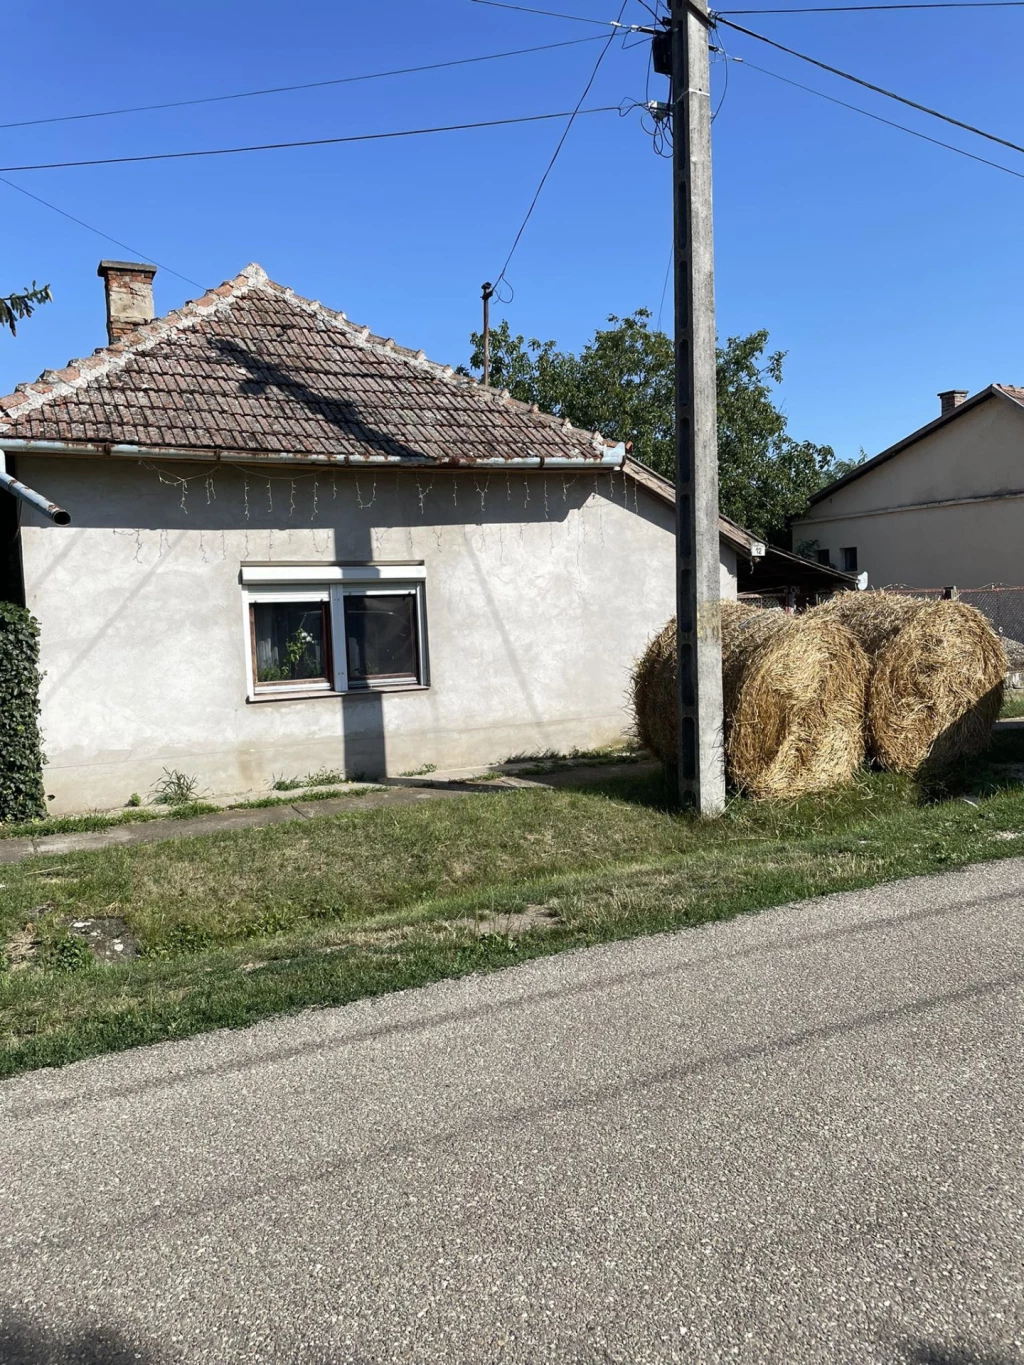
[0, 602, 46, 824]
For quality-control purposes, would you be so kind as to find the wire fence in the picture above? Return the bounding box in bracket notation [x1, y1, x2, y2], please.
[737, 584, 1024, 654]
[880, 585, 1024, 645]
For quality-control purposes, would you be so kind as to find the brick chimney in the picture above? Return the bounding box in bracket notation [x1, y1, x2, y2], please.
[97, 260, 157, 343]
[938, 388, 968, 417]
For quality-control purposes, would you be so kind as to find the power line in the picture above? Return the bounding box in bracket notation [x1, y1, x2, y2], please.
[728, 54, 1024, 181]
[492, 0, 632, 291]
[0, 37, 608, 133]
[0, 176, 206, 288]
[0, 108, 621, 175]
[719, 2, 1024, 12]
[469, 0, 652, 28]
[715, 15, 1024, 156]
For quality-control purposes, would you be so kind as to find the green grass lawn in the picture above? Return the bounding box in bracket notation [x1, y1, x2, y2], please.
[1001, 692, 1024, 719]
[4, 729, 1024, 1079]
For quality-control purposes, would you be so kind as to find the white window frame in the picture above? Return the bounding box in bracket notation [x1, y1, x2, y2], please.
[242, 565, 428, 701]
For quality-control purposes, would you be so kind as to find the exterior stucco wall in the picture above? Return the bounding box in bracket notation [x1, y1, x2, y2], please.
[719, 543, 738, 599]
[792, 397, 1024, 589]
[17, 458, 718, 813]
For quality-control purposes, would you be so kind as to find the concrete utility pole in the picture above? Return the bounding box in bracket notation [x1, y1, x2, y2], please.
[481, 281, 495, 387]
[662, 0, 726, 814]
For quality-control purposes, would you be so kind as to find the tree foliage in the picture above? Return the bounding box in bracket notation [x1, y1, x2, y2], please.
[0, 283, 52, 337]
[466, 310, 842, 540]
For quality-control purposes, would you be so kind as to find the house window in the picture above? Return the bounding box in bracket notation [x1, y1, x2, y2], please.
[252, 601, 330, 686]
[817, 549, 832, 566]
[840, 547, 858, 573]
[344, 592, 419, 686]
[242, 565, 427, 698]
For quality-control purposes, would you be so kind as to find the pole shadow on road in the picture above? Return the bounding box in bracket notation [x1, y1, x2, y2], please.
[903, 1342, 1017, 1365]
[0, 1313, 167, 1365]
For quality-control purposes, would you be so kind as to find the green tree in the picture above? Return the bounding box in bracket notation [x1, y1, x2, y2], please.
[0, 283, 51, 337]
[466, 311, 838, 541]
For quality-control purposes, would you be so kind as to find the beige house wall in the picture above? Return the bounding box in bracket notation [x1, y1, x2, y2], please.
[792, 397, 1024, 589]
[17, 457, 737, 813]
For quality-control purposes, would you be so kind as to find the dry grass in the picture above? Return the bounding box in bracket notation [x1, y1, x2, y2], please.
[810, 592, 1006, 773]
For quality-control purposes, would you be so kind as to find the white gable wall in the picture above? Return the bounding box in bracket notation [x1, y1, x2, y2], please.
[16, 458, 735, 813]
[792, 397, 1024, 588]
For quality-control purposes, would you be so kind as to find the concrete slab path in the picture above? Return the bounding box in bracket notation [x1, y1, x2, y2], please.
[2, 857, 1023, 1363]
[0, 762, 654, 866]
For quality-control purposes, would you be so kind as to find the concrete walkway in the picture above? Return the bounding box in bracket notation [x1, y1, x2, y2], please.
[0, 761, 653, 865]
[2, 856, 1022, 1362]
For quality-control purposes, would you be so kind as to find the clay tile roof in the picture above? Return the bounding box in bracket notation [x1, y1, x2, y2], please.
[996, 384, 1024, 406]
[0, 264, 622, 467]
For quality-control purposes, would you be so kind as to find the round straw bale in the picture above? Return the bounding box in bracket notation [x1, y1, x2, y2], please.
[808, 588, 923, 655]
[868, 601, 1006, 772]
[632, 603, 763, 765]
[631, 618, 678, 766]
[632, 603, 869, 799]
[810, 592, 1006, 771]
[722, 604, 869, 799]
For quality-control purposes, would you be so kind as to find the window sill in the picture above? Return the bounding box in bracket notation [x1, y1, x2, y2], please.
[246, 684, 430, 704]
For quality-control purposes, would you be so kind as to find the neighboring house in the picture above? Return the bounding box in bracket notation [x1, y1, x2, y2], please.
[792, 385, 1024, 589]
[0, 260, 770, 813]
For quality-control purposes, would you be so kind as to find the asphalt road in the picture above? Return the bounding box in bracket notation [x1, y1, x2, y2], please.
[2, 859, 1023, 1365]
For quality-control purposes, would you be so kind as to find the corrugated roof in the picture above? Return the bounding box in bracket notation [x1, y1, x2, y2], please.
[0, 264, 620, 467]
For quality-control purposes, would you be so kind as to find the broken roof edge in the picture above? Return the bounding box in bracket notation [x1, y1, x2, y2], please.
[621, 457, 764, 559]
[0, 262, 620, 459]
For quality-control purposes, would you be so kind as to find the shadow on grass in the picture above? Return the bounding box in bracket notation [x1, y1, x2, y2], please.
[576, 730, 1024, 816]
[556, 766, 683, 812]
[918, 728, 1024, 804]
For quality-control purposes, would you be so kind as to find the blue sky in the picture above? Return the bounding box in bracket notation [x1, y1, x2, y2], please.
[2, 0, 1022, 463]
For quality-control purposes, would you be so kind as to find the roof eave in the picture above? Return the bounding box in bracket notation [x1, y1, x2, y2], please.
[621, 456, 765, 558]
[0, 437, 626, 470]
[807, 385, 1019, 507]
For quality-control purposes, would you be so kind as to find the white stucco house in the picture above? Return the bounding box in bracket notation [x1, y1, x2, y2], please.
[0, 260, 776, 813]
[792, 384, 1024, 590]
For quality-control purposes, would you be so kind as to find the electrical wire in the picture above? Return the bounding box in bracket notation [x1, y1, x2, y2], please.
[711, 28, 731, 119]
[719, 2, 1024, 12]
[0, 108, 622, 174]
[715, 15, 1024, 156]
[656, 242, 672, 331]
[491, 0, 632, 292]
[0, 176, 206, 288]
[469, 0, 651, 28]
[729, 54, 1024, 181]
[0, 37, 609, 133]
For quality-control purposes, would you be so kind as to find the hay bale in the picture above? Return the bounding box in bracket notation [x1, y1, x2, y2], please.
[631, 619, 678, 767]
[869, 603, 1005, 772]
[632, 604, 869, 800]
[809, 589, 922, 654]
[722, 604, 868, 798]
[809, 592, 1006, 772]
[632, 603, 762, 766]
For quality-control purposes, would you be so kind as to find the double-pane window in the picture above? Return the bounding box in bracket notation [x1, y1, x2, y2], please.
[245, 568, 426, 697]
